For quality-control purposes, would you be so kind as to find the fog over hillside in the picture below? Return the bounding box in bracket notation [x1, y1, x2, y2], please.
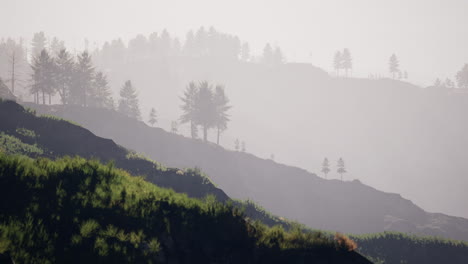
[1, 0, 468, 220]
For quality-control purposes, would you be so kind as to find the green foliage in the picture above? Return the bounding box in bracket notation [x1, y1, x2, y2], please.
[0, 133, 43, 156]
[16, 128, 36, 139]
[0, 154, 358, 263]
[352, 232, 468, 264]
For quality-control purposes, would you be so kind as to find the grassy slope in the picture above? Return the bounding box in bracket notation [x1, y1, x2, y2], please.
[2, 99, 468, 263]
[0, 100, 286, 228]
[0, 154, 368, 264]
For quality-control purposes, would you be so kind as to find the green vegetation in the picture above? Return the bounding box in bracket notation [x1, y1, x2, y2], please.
[352, 232, 468, 264]
[0, 154, 364, 263]
[0, 133, 43, 156]
[1, 100, 468, 263]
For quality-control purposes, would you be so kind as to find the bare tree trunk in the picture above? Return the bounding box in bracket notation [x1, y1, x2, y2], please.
[216, 127, 220, 145]
[42, 91, 45, 104]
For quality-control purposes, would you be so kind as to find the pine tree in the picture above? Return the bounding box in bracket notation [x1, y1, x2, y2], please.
[90, 71, 113, 109]
[31, 32, 47, 58]
[261, 43, 274, 65]
[342, 48, 352, 77]
[55, 49, 74, 105]
[337, 158, 347, 181]
[180, 82, 199, 138]
[333, 51, 342, 77]
[71, 51, 94, 106]
[118, 80, 141, 120]
[240, 42, 250, 61]
[213, 85, 231, 145]
[234, 138, 240, 151]
[241, 141, 246, 152]
[30, 49, 55, 104]
[194, 81, 216, 142]
[273, 47, 284, 65]
[321, 158, 330, 179]
[456, 64, 468, 89]
[148, 108, 157, 127]
[49, 37, 65, 56]
[389, 54, 400, 79]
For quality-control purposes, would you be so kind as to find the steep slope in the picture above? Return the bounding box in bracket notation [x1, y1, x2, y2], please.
[0, 154, 370, 264]
[0, 100, 228, 202]
[99, 57, 468, 220]
[4, 99, 468, 263]
[26, 102, 468, 242]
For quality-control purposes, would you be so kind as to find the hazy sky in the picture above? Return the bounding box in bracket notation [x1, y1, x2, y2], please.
[2, 0, 468, 86]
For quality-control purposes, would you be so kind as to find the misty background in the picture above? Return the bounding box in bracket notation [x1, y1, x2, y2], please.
[1, 0, 468, 219]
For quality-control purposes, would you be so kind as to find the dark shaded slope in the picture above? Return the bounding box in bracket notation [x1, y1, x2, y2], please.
[25, 101, 468, 242]
[0, 100, 228, 202]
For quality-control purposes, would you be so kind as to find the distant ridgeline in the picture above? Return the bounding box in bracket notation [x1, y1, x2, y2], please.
[0, 99, 468, 264]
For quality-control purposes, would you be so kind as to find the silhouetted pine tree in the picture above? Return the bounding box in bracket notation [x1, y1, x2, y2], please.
[30, 49, 55, 104]
[194, 81, 216, 142]
[321, 158, 330, 179]
[71, 51, 94, 106]
[241, 42, 250, 61]
[273, 47, 284, 65]
[213, 85, 231, 145]
[333, 51, 342, 77]
[389, 54, 400, 79]
[234, 138, 240, 151]
[90, 71, 113, 109]
[261, 43, 274, 65]
[337, 158, 347, 181]
[342, 49, 352, 77]
[148, 108, 157, 127]
[180, 82, 199, 138]
[31, 32, 47, 58]
[54, 49, 74, 104]
[118, 80, 141, 120]
[49, 37, 65, 56]
[456, 64, 468, 89]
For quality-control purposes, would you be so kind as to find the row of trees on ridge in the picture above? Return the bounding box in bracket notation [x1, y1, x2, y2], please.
[321, 157, 347, 181]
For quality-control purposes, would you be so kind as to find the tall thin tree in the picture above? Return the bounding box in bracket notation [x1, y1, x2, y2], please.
[55, 49, 74, 105]
[342, 48, 352, 77]
[337, 158, 347, 181]
[321, 158, 330, 179]
[118, 80, 141, 120]
[213, 85, 231, 145]
[389, 54, 400, 79]
[148, 108, 157, 127]
[180, 82, 199, 138]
